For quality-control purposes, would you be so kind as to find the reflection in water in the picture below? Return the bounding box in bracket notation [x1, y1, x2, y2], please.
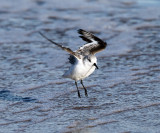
[0, 90, 36, 102]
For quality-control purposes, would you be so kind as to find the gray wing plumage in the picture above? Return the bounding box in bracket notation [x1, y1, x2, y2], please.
[39, 32, 81, 59]
[39, 29, 107, 65]
[77, 29, 107, 55]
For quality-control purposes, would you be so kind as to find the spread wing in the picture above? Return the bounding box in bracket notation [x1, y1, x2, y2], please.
[68, 55, 77, 64]
[39, 32, 81, 59]
[76, 29, 107, 55]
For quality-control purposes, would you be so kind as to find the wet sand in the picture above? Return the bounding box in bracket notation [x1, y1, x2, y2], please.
[0, 0, 160, 133]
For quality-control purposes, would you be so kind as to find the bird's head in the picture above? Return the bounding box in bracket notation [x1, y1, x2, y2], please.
[83, 55, 98, 69]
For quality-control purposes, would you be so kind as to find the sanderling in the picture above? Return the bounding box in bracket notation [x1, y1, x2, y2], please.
[39, 29, 107, 98]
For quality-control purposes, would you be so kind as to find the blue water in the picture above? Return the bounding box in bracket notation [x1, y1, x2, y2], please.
[0, 0, 160, 133]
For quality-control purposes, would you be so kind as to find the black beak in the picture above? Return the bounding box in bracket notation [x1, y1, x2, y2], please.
[93, 63, 99, 69]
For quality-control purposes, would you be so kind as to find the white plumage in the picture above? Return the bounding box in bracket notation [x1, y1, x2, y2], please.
[63, 55, 97, 81]
[39, 29, 107, 98]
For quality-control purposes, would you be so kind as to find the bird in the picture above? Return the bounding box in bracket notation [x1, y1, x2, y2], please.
[39, 29, 107, 98]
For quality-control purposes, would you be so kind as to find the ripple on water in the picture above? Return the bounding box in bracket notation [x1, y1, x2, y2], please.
[0, 0, 160, 133]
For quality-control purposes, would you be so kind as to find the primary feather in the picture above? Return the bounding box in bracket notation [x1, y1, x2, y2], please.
[77, 29, 107, 55]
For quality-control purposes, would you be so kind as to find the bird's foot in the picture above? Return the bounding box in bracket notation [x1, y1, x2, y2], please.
[85, 91, 88, 97]
[78, 91, 81, 98]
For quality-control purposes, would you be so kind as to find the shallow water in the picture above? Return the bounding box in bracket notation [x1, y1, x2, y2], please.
[0, 0, 160, 133]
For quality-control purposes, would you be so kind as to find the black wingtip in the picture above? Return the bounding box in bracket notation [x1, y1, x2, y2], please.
[38, 31, 43, 36]
[78, 29, 85, 34]
[39, 31, 47, 39]
[79, 36, 92, 43]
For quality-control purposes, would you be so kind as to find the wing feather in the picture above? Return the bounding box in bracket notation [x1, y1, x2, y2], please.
[39, 32, 80, 59]
[68, 55, 77, 64]
[77, 29, 107, 55]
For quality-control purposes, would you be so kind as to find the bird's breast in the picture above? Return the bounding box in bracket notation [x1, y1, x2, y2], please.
[63, 61, 96, 81]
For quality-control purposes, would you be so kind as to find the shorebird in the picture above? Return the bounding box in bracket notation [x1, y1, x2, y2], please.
[39, 29, 107, 98]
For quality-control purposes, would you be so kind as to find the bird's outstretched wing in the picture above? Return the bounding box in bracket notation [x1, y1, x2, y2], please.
[39, 32, 81, 59]
[77, 29, 107, 55]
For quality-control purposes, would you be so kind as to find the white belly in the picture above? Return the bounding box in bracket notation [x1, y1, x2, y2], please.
[63, 62, 96, 81]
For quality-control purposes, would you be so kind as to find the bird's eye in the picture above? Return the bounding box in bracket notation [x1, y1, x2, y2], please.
[88, 58, 91, 62]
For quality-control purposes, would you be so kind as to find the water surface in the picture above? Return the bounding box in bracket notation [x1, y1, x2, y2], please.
[0, 0, 160, 133]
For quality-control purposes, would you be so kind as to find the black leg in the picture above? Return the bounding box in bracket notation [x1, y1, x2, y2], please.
[75, 81, 81, 98]
[81, 80, 88, 97]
